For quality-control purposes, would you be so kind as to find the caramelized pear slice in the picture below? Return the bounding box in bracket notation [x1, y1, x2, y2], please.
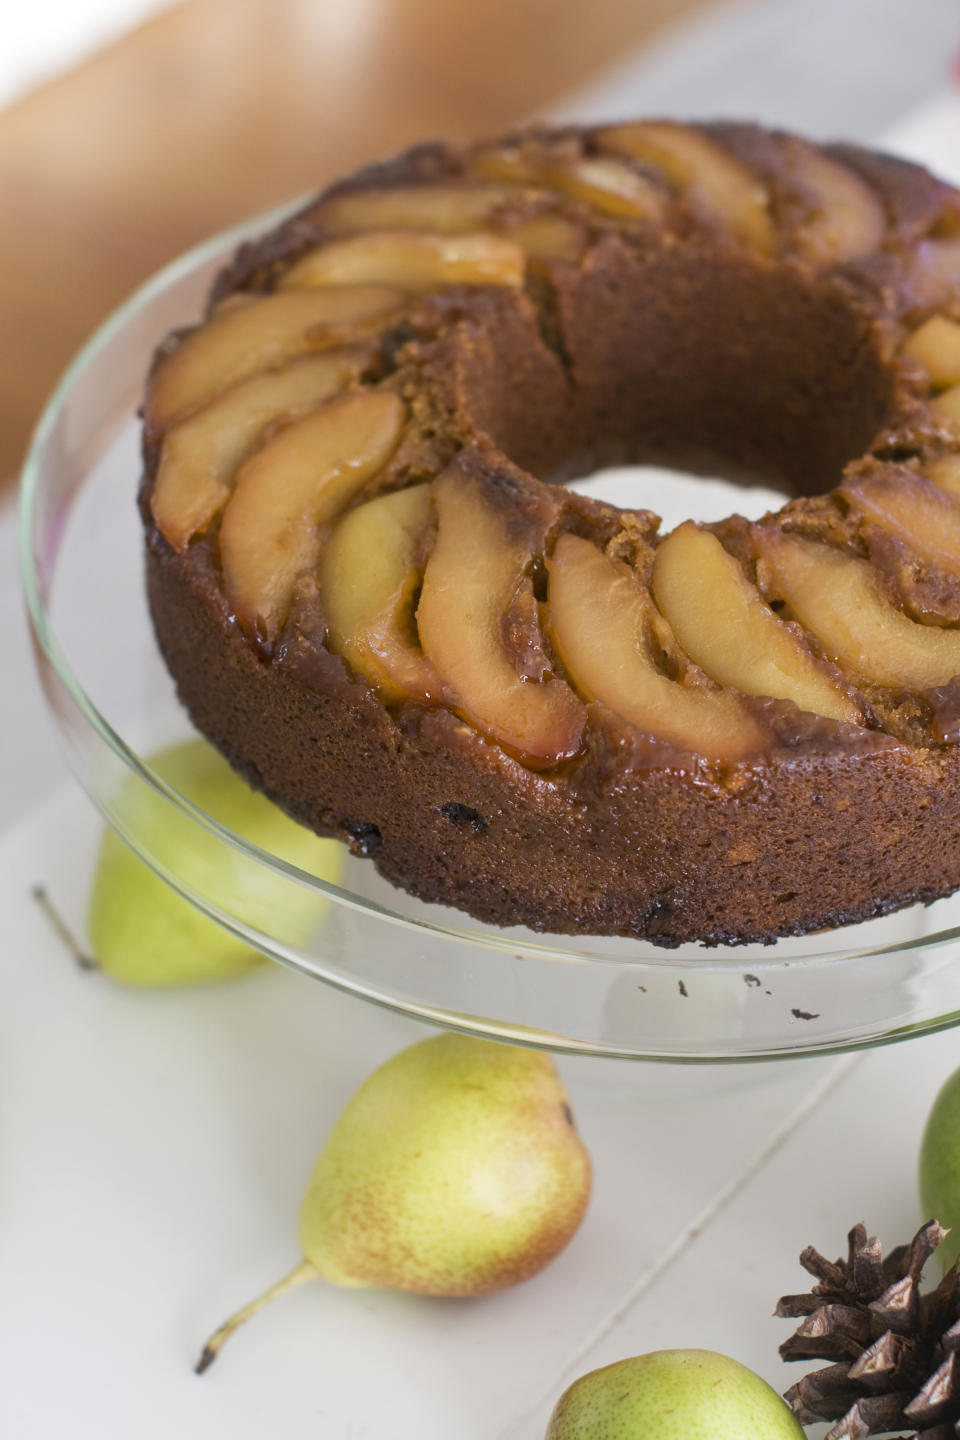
[787, 143, 886, 267]
[902, 315, 960, 388]
[471, 145, 664, 221]
[651, 522, 861, 724]
[322, 484, 440, 702]
[315, 182, 585, 259]
[220, 390, 405, 643]
[317, 184, 515, 234]
[417, 465, 585, 765]
[754, 527, 960, 689]
[545, 156, 665, 221]
[279, 231, 525, 290]
[929, 453, 960, 497]
[841, 471, 960, 574]
[547, 534, 767, 760]
[906, 237, 960, 312]
[500, 214, 584, 261]
[152, 350, 366, 551]
[597, 121, 773, 253]
[146, 286, 403, 433]
[934, 384, 960, 427]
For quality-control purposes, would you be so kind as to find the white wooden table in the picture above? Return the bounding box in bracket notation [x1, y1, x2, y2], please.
[7, 16, 960, 1438]
[2, 784, 957, 1439]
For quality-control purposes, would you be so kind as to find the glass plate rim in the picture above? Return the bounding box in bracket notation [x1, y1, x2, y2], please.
[18, 200, 960, 991]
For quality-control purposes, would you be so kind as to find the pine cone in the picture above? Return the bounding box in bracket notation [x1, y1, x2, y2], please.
[777, 1220, 960, 1438]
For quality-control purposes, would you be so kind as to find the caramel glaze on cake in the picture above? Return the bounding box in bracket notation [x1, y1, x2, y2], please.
[141, 121, 960, 946]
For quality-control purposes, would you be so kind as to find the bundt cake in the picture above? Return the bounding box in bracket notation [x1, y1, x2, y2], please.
[140, 120, 960, 946]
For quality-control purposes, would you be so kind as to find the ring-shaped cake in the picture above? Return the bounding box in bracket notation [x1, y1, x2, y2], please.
[141, 121, 960, 946]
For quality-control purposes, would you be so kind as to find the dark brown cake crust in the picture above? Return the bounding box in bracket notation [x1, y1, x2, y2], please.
[140, 121, 960, 946]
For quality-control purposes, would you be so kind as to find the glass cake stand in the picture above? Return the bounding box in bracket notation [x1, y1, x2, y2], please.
[19, 207, 960, 1063]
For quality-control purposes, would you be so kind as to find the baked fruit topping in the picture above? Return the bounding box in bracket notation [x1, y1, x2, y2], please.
[929, 453, 960, 496]
[146, 286, 403, 433]
[840, 470, 960, 575]
[902, 314, 960, 387]
[754, 527, 960, 689]
[279, 231, 526, 290]
[219, 389, 405, 644]
[417, 462, 586, 766]
[141, 120, 960, 944]
[498, 214, 585, 261]
[597, 121, 774, 253]
[547, 533, 767, 761]
[935, 382, 960, 428]
[782, 139, 886, 267]
[906, 235, 960, 311]
[322, 483, 440, 703]
[316, 183, 517, 234]
[151, 349, 368, 551]
[651, 522, 862, 725]
[309, 181, 586, 260]
[470, 142, 666, 221]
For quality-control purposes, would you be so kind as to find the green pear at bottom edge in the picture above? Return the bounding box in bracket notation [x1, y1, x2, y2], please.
[298, 1032, 592, 1293]
[545, 1350, 805, 1440]
[87, 737, 343, 985]
[920, 1063, 960, 1271]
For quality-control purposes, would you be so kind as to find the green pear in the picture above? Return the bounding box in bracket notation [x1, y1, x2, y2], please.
[75, 738, 342, 985]
[920, 1064, 960, 1271]
[545, 1350, 806, 1439]
[196, 1033, 591, 1370]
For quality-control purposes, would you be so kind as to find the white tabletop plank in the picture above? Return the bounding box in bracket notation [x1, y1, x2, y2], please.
[528, 1026, 960, 1440]
[1, 787, 845, 1439]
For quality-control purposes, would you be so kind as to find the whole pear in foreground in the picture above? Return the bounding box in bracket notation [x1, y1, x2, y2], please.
[545, 1350, 805, 1440]
[83, 738, 342, 985]
[197, 1033, 591, 1370]
[920, 1064, 960, 1271]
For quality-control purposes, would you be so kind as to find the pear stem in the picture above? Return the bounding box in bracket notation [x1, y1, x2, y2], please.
[195, 1257, 318, 1374]
[31, 885, 99, 971]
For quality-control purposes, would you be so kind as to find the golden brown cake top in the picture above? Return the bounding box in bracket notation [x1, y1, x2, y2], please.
[143, 121, 960, 774]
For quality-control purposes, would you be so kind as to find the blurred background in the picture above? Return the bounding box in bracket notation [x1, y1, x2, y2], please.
[3, 0, 959, 818]
[2, 0, 958, 492]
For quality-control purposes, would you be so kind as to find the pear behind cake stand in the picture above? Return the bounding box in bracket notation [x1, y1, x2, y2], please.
[20, 210, 960, 1063]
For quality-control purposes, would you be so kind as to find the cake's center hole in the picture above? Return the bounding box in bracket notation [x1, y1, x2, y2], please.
[567, 464, 790, 530]
[469, 256, 893, 508]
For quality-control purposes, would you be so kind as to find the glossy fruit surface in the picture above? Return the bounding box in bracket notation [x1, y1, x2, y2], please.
[299, 1033, 592, 1293]
[920, 1065, 960, 1271]
[545, 1350, 806, 1439]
